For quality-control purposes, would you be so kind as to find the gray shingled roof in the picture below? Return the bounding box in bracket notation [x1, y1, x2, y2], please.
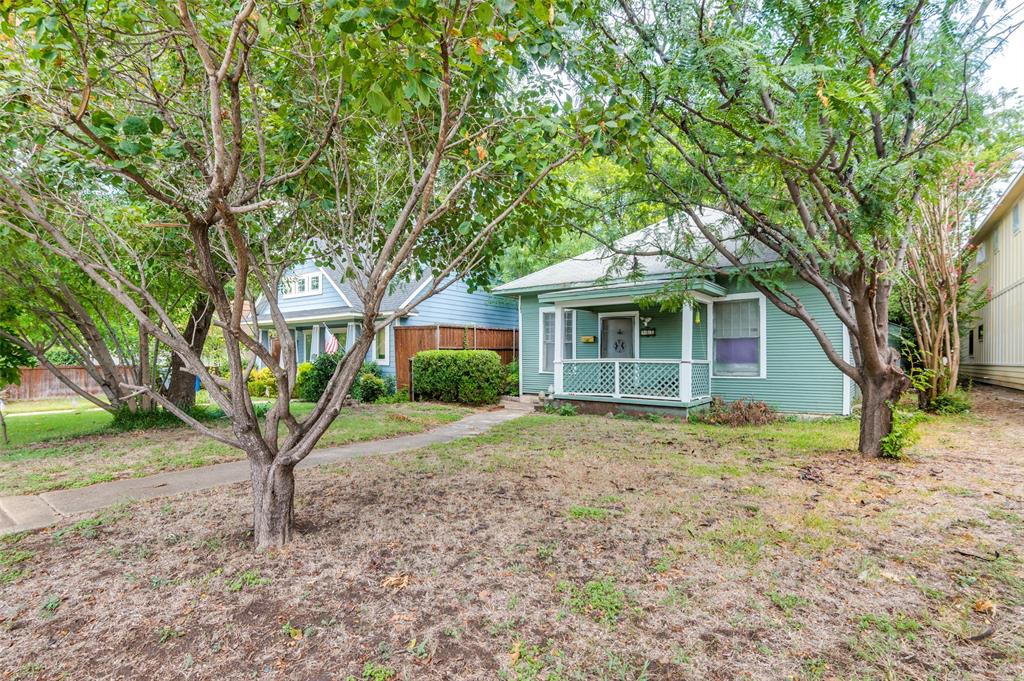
[494, 210, 776, 294]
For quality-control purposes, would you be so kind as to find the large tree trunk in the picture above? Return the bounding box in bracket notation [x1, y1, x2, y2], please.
[164, 296, 214, 410]
[858, 364, 908, 456]
[251, 459, 296, 549]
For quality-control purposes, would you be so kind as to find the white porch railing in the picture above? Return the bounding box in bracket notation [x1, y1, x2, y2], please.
[557, 359, 711, 403]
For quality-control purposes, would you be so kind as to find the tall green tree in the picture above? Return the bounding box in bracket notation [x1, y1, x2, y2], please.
[560, 0, 1005, 454]
[0, 0, 582, 547]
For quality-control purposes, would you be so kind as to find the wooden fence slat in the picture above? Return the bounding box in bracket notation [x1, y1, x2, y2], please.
[394, 325, 518, 390]
[1, 366, 134, 401]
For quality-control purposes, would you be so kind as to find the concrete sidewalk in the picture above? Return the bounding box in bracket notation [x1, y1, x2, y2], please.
[0, 401, 532, 535]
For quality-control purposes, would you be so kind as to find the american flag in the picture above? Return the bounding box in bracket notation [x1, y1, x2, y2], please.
[324, 327, 339, 354]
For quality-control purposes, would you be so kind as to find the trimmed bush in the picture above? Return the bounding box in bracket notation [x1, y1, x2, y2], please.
[294, 362, 313, 399]
[357, 374, 388, 404]
[412, 350, 504, 406]
[247, 367, 278, 398]
[298, 351, 342, 402]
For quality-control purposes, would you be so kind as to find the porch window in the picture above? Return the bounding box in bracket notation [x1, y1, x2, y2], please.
[540, 309, 555, 373]
[374, 325, 389, 365]
[563, 310, 575, 360]
[713, 298, 763, 377]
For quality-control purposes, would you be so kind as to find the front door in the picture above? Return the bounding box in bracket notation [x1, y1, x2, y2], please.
[601, 317, 635, 358]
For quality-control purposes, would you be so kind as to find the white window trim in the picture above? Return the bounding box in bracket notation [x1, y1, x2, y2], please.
[539, 308, 555, 374]
[976, 243, 986, 264]
[562, 309, 577, 360]
[710, 292, 767, 380]
[597, 311, 641, 359]
[280, 272, 323, 300]
[370, 322, 390, 366]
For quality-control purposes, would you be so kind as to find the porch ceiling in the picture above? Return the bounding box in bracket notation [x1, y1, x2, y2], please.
[537, 278, 725, 304]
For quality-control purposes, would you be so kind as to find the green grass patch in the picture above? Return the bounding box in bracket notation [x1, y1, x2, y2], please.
[559, 577, 631, 625]
[0, 402, 469, 496]
[567, 505, 612, 520]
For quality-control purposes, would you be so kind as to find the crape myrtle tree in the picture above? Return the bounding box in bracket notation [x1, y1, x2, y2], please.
[559, 0, 1004, 455]
[900, 143, 1019, 409]
[0, 0, 583, 547]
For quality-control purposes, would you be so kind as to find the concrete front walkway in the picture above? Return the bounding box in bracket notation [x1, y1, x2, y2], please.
[0, 401, 532, 535]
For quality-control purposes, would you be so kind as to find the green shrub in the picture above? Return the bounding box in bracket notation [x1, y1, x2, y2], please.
[377, 388, 410, 404]
[298, 352, 342, 402]
[412, 350, 504, 405]
[503, 361, 519, 395]
[357, 374, 388, 404]
[880, 405, 925, 458]
[294, 362, 313, 399]
[247, 367, 278, 398]
[928, 390, 971, 415]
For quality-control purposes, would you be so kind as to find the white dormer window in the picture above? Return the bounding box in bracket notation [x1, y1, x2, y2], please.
[279, 273, 322, 299]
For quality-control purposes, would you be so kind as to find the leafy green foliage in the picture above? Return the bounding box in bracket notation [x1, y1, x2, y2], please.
[0, 307, 32, 389]
[294, 362, 314, 399]
[928, 391, 971, 415]
[879, 407, 925, 459]
[298, 352, 342, 403]
[247, 368, 279, 399]
[412, 350, 504, 405]
[356, 374, 387, 404]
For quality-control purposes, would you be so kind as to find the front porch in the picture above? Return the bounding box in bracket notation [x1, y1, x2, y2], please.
[542, 282, 720, 410]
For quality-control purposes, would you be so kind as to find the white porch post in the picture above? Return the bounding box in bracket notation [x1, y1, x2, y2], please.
[553, 304, 564, 394]
[312, 325, 320, 360]
[680, 303, 693, 403]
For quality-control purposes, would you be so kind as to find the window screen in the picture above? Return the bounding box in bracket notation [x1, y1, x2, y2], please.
[713, 299, 761, 377]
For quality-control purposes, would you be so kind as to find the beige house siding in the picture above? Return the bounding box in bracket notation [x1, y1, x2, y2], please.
[962, 170, 1024, 391]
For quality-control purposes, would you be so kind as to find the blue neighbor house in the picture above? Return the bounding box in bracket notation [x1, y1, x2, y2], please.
[254, 261, 517, 386]
[494, 216, 855, 417]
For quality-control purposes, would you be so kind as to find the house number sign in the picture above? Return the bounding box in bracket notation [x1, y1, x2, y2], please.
[640, 328, 656, 337]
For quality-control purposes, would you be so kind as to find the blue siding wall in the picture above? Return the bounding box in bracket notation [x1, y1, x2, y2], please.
[406, 280, 517, 329]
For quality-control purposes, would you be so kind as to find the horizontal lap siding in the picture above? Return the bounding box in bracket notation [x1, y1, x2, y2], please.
[520, 295, 551, 393]
[961, 364, 1024, 391]
[710, 279, 845, 414]
[407, 280, 518, 329]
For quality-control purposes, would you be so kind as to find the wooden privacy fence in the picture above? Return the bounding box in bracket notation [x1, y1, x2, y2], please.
[394, 324, 518, 390]
[1, 366, 133, 401]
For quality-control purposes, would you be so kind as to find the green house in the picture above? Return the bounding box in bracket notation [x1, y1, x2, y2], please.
[494, 220, 853, 417]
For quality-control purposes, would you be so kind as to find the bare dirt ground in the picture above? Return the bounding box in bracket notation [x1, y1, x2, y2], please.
[1, 386, 1022, 680]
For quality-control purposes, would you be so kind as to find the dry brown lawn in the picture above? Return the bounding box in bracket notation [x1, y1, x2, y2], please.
[1, 386, 1022, 680]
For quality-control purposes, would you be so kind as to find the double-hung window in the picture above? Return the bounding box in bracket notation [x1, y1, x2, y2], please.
[540, 309, 555, 373]
[713, 297, 764, 378]
[1013, 204, 1021, 235]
